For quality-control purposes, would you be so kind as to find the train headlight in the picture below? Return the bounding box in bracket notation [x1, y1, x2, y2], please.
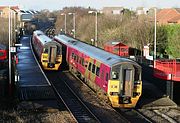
[134, 81, 141, 85]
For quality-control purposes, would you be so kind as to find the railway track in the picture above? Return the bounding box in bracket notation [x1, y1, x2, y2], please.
[46, 71, 133, 123]
[138, 107, 180, 123]
[63, 71, 178, 123]
[49, 72, 100, 123]
[64, 72, 153, 123]
[30, 36, 180, 123]
[116, 108, 153, 123]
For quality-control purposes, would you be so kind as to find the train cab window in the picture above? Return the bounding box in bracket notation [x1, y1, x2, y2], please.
[57, 47, 60, 54]
[112, 71, 119, 80]
[88, 62, 92, 71]
[96, 67, 100, 76]
[92, 64, 95, 74]
[106, 73, 109, 81]
[43, 48, 48, 53]
[134, 67, 140, 81]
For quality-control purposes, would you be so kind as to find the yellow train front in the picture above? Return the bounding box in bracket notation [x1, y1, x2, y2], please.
[32, 30, 62, 70]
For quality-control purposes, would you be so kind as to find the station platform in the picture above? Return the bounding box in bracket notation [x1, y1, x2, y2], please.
[139, 80, 177, 109]
[16, 36, 55, 101]
[16, 36, 50, 87]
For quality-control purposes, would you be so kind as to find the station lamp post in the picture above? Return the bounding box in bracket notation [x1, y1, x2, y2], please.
[8, 6, 12, 95]
[68, 12, 76, 38]
[154, 8, 157, 68]
[61, 13, 67, 34]
[88, 10, 100, 47]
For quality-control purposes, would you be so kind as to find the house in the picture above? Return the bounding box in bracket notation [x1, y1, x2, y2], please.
[156, 8, 180, 24]
[102, 7, 124, 15]
[168, 14, 180, 24]
[136, 7, 149, 15]
[0, 6, 19, 18]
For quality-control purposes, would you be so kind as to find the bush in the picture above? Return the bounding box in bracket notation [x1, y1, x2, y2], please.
[165, 25, 180, 58]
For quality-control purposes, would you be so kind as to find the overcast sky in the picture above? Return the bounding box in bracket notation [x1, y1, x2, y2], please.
[0, 0, 180, 11]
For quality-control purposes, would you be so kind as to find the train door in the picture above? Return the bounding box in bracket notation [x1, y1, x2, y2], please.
[120, 64, 134, 103]
[85, 58, 95, 83]
[62, 44, 68, 67]
[48, 45, 57, 67]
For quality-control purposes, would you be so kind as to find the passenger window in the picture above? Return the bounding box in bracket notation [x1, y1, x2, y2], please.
[79, 57, 82, 64]
[74, 55, 76, 61]
[71, 53, 74, 59]
[92, 64, 95, 74]
[106, 73, 109, 81]
[82, 58, 84, 66]
[76, 56, 79, 62]
[88, 63, 92, 71]
[112, 71, 119, 80]
[96, 67, 100, 76]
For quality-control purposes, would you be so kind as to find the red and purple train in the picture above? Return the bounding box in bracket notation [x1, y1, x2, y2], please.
[54, 34, 142, 108]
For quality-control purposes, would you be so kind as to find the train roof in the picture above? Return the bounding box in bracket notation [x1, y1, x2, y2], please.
[33, 30, 52, 45]
[33, 30, 44, 36]
[54, 34, 140, 67]
[33, 30, 62, 47]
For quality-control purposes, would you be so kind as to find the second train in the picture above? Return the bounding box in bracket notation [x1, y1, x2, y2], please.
[32, 30, 62, 70]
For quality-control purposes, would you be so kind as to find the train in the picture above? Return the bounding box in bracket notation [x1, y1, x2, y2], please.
[54, 34, 142, 108]
[0, 44, 7, 68]
[0, 44, 7, 61]
[32, 30, 62, 70]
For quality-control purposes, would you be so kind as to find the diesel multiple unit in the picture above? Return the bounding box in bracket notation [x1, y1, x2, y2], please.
[32, 30, 62, 70]
[54, 34, 142, 108]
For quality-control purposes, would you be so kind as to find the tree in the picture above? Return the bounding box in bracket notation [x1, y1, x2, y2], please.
[166, 25, 180, 58]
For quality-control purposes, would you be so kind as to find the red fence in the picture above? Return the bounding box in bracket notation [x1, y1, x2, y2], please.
[153, 59, 180, 82]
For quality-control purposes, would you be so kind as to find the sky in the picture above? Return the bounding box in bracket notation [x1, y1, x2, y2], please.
[0, 0, 180, 11]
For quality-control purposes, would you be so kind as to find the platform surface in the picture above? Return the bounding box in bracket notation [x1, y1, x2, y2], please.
[16, 36, 50, 87]
[140, 80, 177, 109]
